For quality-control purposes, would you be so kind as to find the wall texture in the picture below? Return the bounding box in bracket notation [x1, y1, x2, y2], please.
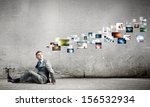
[0, 0, 150, 78]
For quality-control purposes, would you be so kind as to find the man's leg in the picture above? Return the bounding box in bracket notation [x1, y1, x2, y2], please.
[20, 70, 45, 84]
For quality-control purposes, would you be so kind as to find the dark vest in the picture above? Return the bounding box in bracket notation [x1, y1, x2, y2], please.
[35, 60, 50, 83]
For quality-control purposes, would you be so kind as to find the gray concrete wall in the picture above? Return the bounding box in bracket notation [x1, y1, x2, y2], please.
[0, 0, 150, 78]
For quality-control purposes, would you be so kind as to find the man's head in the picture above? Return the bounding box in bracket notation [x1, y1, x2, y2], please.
[35, 51, 44, 60]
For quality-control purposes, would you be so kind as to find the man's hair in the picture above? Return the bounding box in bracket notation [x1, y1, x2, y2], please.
[35, 51, 43, 56]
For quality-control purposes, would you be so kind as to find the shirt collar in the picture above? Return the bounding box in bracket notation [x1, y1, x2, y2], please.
[39, 59, 44, 62]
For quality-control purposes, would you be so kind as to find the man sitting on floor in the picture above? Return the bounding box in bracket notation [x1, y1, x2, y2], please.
[6, 51, 56, 84]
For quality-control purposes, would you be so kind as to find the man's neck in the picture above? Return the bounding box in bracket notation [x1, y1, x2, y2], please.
[39, 59, 44, 62]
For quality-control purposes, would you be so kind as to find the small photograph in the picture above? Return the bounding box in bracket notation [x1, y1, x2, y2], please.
[117, 38, 126, 44]
[123, 35, 131, 40]
[69, 35, 80, 42]
[142, 18, 147, 22]
[140, 27, 147, 32]
[95, 34, 102, 38]
[132, 19, 137, 23]
[67, 48, 74, 53]
[112, 32, 123, 38]
[77, 41, 87, 49]
[139, 17, 144, 21]
[143, 22, 148, 26]
[92, 39, 101, 44]
[84, 36, 88, 40]
[104, 36, 114, 43]
[102, 27, 111, 33]
[58, 39, 70, 46]
[116, 23, 125, 30]
[134, 23, 140, 28]
[95, 42, 102, 49]
[136, 34, 144, 43]
[81, 33, 87, 40]
[52, 44, 61, 51]
[110, 25, 116, 32]
[126, 27, 133, 33]
[125, 22, 132, 27]
[88, 32, 93, 38]
[67, 45, 74, 53]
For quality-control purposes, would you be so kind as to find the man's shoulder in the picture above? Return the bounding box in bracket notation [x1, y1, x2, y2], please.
[43, 59, 50, 63]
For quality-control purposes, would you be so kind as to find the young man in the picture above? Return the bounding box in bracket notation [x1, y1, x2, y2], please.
[7, 51, 56, 84]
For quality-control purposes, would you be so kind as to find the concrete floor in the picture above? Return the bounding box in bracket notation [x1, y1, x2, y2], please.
[0, 78, 150, 90]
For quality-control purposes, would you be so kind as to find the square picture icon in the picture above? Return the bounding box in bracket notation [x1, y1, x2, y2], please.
[77, 41, 87, 49]
[134, 23, 140, 28]
[95, 34, 102, 38]
[104, 36, 114, 43]
[52, 44, 61, 51]
[112, 32, 123, 38]
[67, 48, 74, 53]
[58, 39, 70, 46]
[95, 42, 102, 49]
[84, 35, 88, 40]
[69, 35, 80, 42]
[88, 32, 93, 38]
[123, 35, 131, 40]
[117, 38, 126, 44]
[116, 23, 125, 30]
[126, 27, 133, 33]
[140, 27, 147, 32]
[102, 27, 111, 33]
[136, 34, 144, 43]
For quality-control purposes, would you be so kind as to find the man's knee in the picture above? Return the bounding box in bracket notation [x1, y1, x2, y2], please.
[26, 70, 35, 75]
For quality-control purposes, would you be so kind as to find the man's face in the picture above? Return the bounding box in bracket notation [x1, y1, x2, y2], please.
[36, 52, 43, 60]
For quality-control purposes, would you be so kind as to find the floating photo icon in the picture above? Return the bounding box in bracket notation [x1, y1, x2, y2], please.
[103, 27, 111, 33]
[88, 32, 93, 38]
[77, 41, 87, 49]
[69, 35, 80, 42]
[84, 36, 87, 40]
[87, 37, 95, 44]
[134, 23, 140, 28]
[123, 35, 131, 40]
[132, 19, 137, 23]
[67, 48, 74, 53]
[136, 34, 144, 43]
[58, 39, 70, 46]
[110, 25, 116, 32]
[67, 45, 74, 53]
[117, 38, 126, 44]
[142, 18, 147, 22]
[139, 17, 144, 21]
[95, 34, 102, 38]
[81, 33, 87, 40]
[52, 44, 61, 51]
[116, 23, 125, 30]
[140, 27, 147, 32]
[92, 39, 101, 44]
[112, 32, 123, 38]
[104, 36, 114, 43]
[126, 27, 133, 33]
[143, 22, 148, 26]
[95, 42, 102, 49]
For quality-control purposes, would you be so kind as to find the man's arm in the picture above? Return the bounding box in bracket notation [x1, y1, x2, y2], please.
[45, 60, 56, 84]
[45, 60, 54, 73]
